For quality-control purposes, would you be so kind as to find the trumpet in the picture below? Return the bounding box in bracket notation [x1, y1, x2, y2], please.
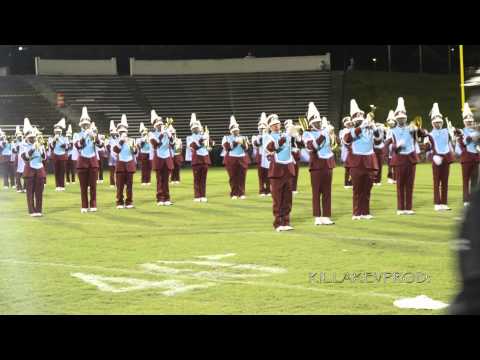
[203, 126, 212, 151]
[236, 135, 250, 148]
[329, 126, 339, 151]
[445, 117, 457, 145]
[408, 116, 423, 142]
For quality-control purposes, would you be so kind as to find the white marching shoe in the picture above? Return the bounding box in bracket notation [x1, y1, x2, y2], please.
[89, 208, 97, 212]
[125, 204, 134, 209]
[163, 201, 173, 206]
[397, 210, 407, 215]
[315, 217, 335, 226]
[352, 215, 362, 220]
[259, 193, 266, 197]
[344, 185, 353, 189]
[434, 204, 443, 211]
[361, 215, 373, 220]
[231, 196, 238, 200]
[240, 195, 246, 200]
[193, 198, 201, 202]
[373, 182, 382, 186]
[441, 204, 451, 211]
[292, 191, 298, 196]
[464, 202, 470, 207]
[404, 210, 415, 215]
[200, 197, 208, 203]
[157, 201, 165, 206]
[283, 225, 294, 231]
[267, 193, 272, 197]
[147, 183, 151, 186]
[81, 208, 88, 213]
[276, 226, 286, 232]
[117, 205, 125, 209]
[141, 183, 146, 186]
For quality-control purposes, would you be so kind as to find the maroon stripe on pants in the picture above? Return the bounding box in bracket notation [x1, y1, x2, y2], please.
[109, 166, 116, 186]
[116, 172, 134, 205]
[54, 159, 66, 187]
[270, 175, 293, 228]
[25, 170, 44, 214]
[344, 167, 352, 186]
[77, 167, 98, 208]
[350, 166, 374, 216]
[462, 162, 479, 202]
[387, 159, 395, 180]
[394, 164, 416, 210]
[192, 165, 208, 198]
[432, 162, 450, 205]
[310, 168, 333, 217]
[155, 164, 171, 202]
[66, 159, 76, 182]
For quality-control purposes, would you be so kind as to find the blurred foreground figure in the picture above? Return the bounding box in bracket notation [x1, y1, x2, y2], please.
[450, 188, 480, 314]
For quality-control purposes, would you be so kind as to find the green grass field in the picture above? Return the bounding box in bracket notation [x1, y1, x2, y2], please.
[0, 163, 464, 314]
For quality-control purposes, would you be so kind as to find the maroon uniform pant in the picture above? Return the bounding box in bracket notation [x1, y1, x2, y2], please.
[344, 167, 352, 186]
[310, 168, 332, 217]
[66, 158, 76, 183]
[257, 166, 270, 194]
[24, 171, 45, 214]
[291, 162, 300, 192]
[192, 164, 208, 198]
[374, 151, 383, 183]
[109, 166, 116, 186]
[155, 164, 171, 202]
[270, 174, 293, 228]
[98, 159, 105, 181]
[139, 154, 151, 183]
[350, 166, 375, 216]
[170, 162, 181, 182]
[77, 167, 98, 209]
[387, 159, 395, 180]
[16, 172, 25, 191]
[462, 162, 479, 202]
[226, 163, 247, 197]
[394, 163, 416, 210]
[53, 158, 66, 188]
[116, 172, 134, 206]
[2, 161, 15, 187]
[432, 162, 450, 205]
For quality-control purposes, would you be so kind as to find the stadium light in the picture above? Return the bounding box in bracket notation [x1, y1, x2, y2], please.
[18, 46, 23, 51]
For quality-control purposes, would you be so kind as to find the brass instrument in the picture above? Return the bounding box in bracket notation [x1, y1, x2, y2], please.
[203, 126, 212, 151]
[295, 116, 309, 135]
[165, 117, 174, 128]
[367, 105, 377, 120]
[237, 135, 250, 148]
[445, 117, 457, 145]
[329, 125, 339, 151]
[408, 116, 423, 143]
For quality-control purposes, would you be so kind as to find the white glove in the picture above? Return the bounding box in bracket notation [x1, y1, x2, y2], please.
[360, 119, 369, 129]
[432, 155, 443, 166]
[202, 134, 209, 141]
[120, 133, 127, 142]
[397, 140, 405, 148]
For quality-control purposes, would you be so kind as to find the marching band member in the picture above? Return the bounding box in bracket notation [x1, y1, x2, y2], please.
[304, 102, 335, 225]
[13, 125, 26, 192]
[284, 119, 305, 196]
[455, 103, 479, 207]
[385, 111, 397, 184]
[222, 115, 250, 199]
[75, 106, 104, 213]
[106, 120, 118, 188]
[65, 124, 76, 185]
[339, 116, 354, 189]
[373, 118, 387, 186]
[170, 124, 183, 184]
[424, 103, 454, 211]
[252, 112, 271, 197]
[343, 100, 381, 220]
[113, 114, 137, 209]
[0, 130, 15, 189]
[96, 129, 107, 185]
[265, 114, 296, 231]
[386, 97, 426, 215]
[149, 110, 174, 206]
[137, 122, 152, 186]
[188, 113, 211, 202]
[20, 119, 46, 217]
[49, 118, 68, 191]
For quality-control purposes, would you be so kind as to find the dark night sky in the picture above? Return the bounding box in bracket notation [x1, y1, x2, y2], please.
[1, 45, 480, 74]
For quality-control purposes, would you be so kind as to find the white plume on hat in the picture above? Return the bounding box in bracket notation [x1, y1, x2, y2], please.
[307, 102, 321, 125]
[350, 99, 364, 119]
[23, 118, 34, 137]
[229, 115, 239, 132]
[284, 119, 294, 129]
[15, 125, 23, 136]
[387, 110, 395, 121]
[430, 103, 443, 121]
[117, 114, 129, 132]
[190, 113, 201, 130]
[90, 122, 97, 131]
[109, 120, 117, 133]
[79, 106, 91, 126]
[151, 109, 162, 125]
[66, 124, 73, 136]
[463, 102, 474, 119]
[54, 118, 66, 130]
[394, 97, 407, 119]
[258, 112, 268, 128]
[139, 122, 147, 133]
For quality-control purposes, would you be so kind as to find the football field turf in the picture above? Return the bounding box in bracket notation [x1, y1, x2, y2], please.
[0, 163, 463, 314]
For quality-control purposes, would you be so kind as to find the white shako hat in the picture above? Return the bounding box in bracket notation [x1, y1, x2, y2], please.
[430, 103, 443, 123]
[190, 113, 201, 130]
[342, 116, 352, 126]
[109, 120, 118, 134]
[284, 119, 294, 129]
[350, 99, 365, 121]
[463, 102, 474, 120]
[307, 102, 321, 126]
[386, 110, 397, 126]
[54, 118, 66, 131]
[139, 122, 147, 134]
[151, 110, 163, 126]
[15, 125, 23, 136]
[258, 112, 268, 129]
[394, 97, 407, 120]
[31, 126, 40, 138]
[24, 118, 35, 138]
[229, 115, 240, 133]
[117, 114, 129, 133]
[267, 114, 280, 128]
[66, 124, 73, 136]
[79, 106, 91, 126]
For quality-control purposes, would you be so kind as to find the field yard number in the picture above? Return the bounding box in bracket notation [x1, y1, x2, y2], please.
[71, 254, 287, 296]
